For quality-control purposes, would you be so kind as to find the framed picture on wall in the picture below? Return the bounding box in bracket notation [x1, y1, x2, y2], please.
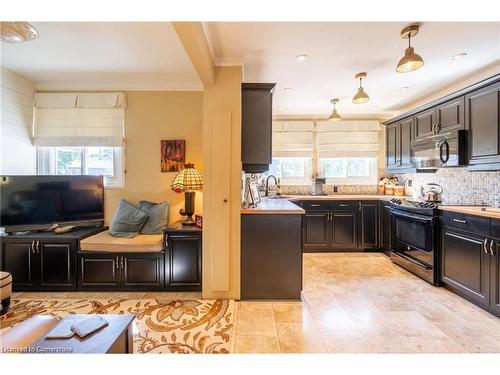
[161, 140, 185, 172]
[249, 183, 261, 206]
[195, 214, 203, 228]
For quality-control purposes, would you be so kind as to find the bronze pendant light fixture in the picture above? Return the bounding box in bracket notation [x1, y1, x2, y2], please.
[328, 98, 341, 121]
[396, 25, 425, 73]
[352, 72, 369, 104]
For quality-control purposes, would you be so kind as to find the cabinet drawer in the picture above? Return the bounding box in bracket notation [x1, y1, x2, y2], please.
[440, 211, 490, 236]
[332, 201, 358, 211]
[300, 201, 330, 211]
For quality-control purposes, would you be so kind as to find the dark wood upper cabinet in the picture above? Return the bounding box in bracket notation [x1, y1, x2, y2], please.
[386, 116, 412, 170]
[241, 83, 276, 173]
[414, 108, 436, 143]
[466, 81, 500, 170]
[436, 96, 464, 133]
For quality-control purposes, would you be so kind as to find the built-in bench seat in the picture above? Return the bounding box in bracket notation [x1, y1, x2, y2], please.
[80, 230, 164, 252]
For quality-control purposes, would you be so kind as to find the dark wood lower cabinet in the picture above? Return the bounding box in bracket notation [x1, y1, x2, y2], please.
[379, 202, 392, 252]
[0, 241, 36, 289]
[165, 232, 202, 291]
[441, 228, 490, 308]
[39, 242, 75, 289]
[331, 212, 357, 249]
[303, 211, 330, 251]
[359, 201, 378, 249]
[491, 239, 500, 315]
[79, 252, 164, 290]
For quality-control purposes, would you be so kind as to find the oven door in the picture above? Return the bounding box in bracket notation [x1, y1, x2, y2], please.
[390, 209, 436, 267]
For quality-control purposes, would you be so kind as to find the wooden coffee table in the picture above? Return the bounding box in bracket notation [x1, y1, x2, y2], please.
[30, 314, 135, 354]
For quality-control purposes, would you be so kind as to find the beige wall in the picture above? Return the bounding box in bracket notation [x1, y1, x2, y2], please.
[104, 91, 203, 224]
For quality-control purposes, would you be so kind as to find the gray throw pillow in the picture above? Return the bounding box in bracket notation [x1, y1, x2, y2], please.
[109, 199, 148, 238]
[139, 200, 169, 234]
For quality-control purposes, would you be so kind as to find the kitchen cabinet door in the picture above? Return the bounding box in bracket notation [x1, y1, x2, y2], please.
[359, 201, 378, 249]
[122, 253, 164, 290]
[39, 241, 76, 290]
[441, 228, 490, 307]
[330, 212, 357, 250]
[166, 234, 202, 290]
[386, 123, 398, 169]
[436, 96, 464, 133]
[79, 253, 121, 289]
[379, 203, 392, 252]
[490, 237, 500, 315]
[400, 117, 413, 167]
[466, 81, 500, 169]
[302, 211, 330, 252]
[242, 83, 276, 173]
[0, 240, 37, 290]
[414, 108, 436, 143]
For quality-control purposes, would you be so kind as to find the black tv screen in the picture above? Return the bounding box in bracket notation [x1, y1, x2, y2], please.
[0, 175, 104, 232]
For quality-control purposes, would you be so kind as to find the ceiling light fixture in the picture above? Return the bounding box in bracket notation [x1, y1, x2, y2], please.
[352, 72, 369, 104]
[396, 25, 424, 73]
[452, 52, 467, 60]
[328, 99, 342, 121]
[0, 22, 38, 43]
[283, 87, 293, 92]
[295, 54, 310, 63]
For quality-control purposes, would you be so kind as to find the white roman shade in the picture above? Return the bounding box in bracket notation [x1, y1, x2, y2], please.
[272, 121, 314, 157]
[33, 92, 126, 147]
[317, 120, 380, 158]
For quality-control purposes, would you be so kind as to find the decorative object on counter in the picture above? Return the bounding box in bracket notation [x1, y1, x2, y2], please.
[396, 24, 424, 73]
[161, 139, 185, 172]
[195, 214, 203, 228]
[310, 177, 326, 195]
[352, 72, 369, 104]
[378, 177, 398, 195]
[420, 183, 443, 203]
[328, 98, 342, 121]
[45, 223, 77, 234]
[249, 182, 261, 206]
[171, 163, 203, 226]
[393, 185, 405, 196]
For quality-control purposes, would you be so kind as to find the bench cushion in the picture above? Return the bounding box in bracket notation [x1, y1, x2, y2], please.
[0, 315, 59, 349]
[80, 230, 164, 253]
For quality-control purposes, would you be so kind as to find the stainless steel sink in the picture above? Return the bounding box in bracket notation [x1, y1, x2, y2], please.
[266, 195, 290, 199]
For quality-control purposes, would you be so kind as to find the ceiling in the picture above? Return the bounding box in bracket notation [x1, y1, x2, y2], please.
[206, 22, 500, 118]
[1, 22, 202, 90]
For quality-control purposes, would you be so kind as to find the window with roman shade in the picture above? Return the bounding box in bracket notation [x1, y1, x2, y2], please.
[268, 120, 381, 185]
[34, 92, 126, 187]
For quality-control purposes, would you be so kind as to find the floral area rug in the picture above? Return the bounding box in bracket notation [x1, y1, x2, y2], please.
[0, 298, 235, 354]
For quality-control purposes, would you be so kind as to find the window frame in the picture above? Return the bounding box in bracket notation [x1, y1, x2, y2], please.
[319, 157, 378, 185]
[265, 157, 313, 186]
[36, 146, 125, 188]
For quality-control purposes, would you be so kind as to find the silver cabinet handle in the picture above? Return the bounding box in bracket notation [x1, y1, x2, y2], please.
[36, 240, 40, 254]
[31, 240, 35, 254]
[483, 238, 489, 254]
[121, 256, 124, 269]
[359, 202, 362, 211]
[339, 204, 349, 207]
[490, 240, 495, 256]
[116, 256, 119, 269]
[310, 204, 321, 207]
[452, 219, 467, 224]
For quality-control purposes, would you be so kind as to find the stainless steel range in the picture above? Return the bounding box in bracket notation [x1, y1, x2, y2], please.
[389, 198, 440, 285]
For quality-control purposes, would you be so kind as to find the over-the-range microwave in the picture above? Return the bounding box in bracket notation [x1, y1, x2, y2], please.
[412, 129, 467, 169]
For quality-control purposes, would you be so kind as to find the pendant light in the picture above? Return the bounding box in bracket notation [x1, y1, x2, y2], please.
[328, 99, 341, 121]
[352, 72, 369, 104]
[0, 22, 38, 43]
[396, 25, 424, 73]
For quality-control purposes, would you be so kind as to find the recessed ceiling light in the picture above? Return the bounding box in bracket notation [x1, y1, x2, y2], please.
[295, 54, 310, 63]
[400, 86, 411, 92]
[452, 52, 468, 60]
[283, 87, 293, 92]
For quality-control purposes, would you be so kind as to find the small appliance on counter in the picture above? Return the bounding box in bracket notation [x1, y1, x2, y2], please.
[310, 178, 326, 196]
[420, 183, 443, 203]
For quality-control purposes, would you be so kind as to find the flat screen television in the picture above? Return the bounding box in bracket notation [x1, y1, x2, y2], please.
[0, 175, 104, 233]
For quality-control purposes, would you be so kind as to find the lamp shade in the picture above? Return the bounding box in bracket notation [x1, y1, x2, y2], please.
[171, 163, 203, 193]
[396, 47, 424, 73]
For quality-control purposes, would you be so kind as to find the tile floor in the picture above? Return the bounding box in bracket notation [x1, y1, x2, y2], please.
[12, 252, 500, 353]
[234, 252, 500, 353]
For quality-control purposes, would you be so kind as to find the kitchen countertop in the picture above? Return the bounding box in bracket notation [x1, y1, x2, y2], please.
[439, 205, 500, 220]
[241, 194, 413, 214]
[241, 198, 305, 215]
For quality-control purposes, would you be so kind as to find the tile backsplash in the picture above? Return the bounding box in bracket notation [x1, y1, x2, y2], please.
[280, 184, 379, 195]
[402, 168, 500, 207]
